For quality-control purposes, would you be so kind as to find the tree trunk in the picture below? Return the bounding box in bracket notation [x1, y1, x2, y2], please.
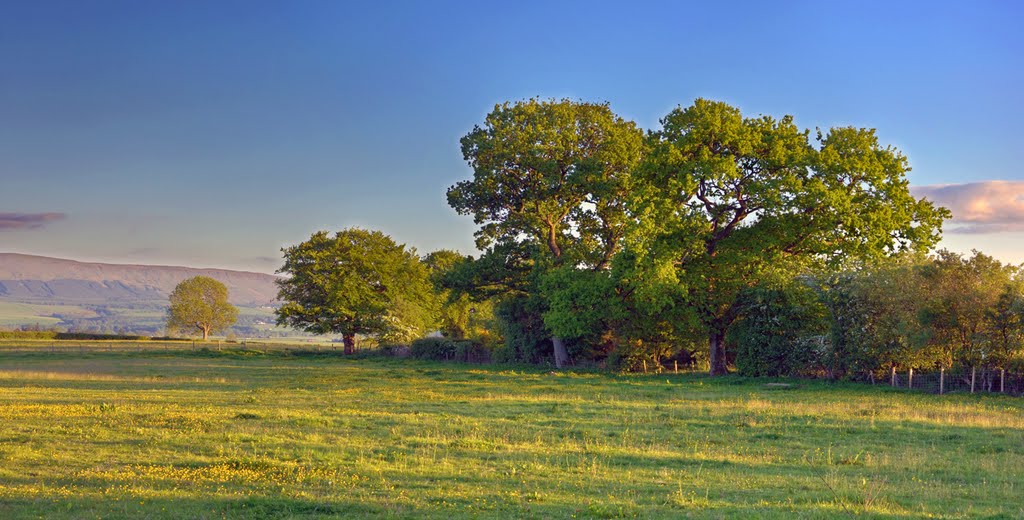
[553, 336, 570, 369]
[202, 327, 209, 341]
[708, 329, 727, 376]
[343, 334, 355, 355]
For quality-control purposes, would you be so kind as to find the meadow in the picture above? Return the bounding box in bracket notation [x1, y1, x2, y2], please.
[0, 302, 90, 328]
[0, 349, 1021, 519]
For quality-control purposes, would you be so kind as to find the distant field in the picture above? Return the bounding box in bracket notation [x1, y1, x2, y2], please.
[0, 350, 1021, 519]
[0, 301, 93, 327]
[0, 299, 292, 337]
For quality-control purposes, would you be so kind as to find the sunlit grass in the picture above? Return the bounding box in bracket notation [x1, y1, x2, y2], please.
[0, 350, 1021, 518]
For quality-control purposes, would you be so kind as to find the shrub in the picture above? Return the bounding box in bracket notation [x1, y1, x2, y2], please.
[55, 332, 150, 341]
[410, 337, 490, 363]
[729, 283, 828, 377]
[377, 343, 411, 357]
[410, 337, 455, 360]
[0, 330, 58, 340]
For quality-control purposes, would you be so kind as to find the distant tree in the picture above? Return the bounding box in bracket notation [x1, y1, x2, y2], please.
[166, 276, 238, 340]
[275, 228, 436, 353]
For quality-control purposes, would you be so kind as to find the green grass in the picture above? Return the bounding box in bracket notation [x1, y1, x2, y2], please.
[0, 350, 1021, 518]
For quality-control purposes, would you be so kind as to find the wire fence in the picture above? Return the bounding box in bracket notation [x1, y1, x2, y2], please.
[4, 341, 1022, 397]
[872, 366, 1024, 397]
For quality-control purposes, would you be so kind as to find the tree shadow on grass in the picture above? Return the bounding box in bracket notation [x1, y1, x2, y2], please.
[0, 495, 382, 520]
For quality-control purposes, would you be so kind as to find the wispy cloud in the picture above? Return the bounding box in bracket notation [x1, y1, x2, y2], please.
[912, 181, 1024, 234]
[0, 212, 67, 231]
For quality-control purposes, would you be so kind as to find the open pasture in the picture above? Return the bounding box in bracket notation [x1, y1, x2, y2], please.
[0, 350, 1021, 519]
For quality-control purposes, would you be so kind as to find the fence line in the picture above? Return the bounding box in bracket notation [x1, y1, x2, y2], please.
[4, 341, 1021, 397]
[874, 366, 1023, 397]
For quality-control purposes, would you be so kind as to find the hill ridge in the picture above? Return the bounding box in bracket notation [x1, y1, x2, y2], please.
[0, 253, 280, 306]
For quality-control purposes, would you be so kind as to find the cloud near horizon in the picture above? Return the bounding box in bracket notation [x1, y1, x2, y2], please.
[0, 212, 67, 231]
[912, 181, 1024, 234]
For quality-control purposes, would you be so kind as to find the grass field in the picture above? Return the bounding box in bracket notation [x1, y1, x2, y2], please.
[0, 302, 94, 328]
[0, 349, 1021, 519]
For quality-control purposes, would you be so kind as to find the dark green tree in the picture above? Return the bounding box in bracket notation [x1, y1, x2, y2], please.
[730, 280, 829, 377]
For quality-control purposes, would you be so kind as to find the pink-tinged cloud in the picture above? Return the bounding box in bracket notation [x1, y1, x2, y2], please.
[0, 212, 67, 231]
[912, 181, 1024, 234]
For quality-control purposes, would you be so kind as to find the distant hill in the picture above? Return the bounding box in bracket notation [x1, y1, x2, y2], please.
[0, 253, 280, 306]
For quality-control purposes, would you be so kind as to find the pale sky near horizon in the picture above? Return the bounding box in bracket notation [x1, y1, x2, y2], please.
[2, 0, 1023, 273]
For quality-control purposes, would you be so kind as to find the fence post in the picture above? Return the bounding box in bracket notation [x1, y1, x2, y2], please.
[939, 368, 945, 395]
[890, 366, 896, 387]
[1000, 369, 1005, 394]
[971, 367, 976, 394]
[643, 359, 648, 374]
[908, 368, 913, 390]
[674, 360, 678, 374]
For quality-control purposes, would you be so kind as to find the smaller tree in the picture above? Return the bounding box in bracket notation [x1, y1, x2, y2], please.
[275, 228, 436, 352]
[167, 276, 238, 340]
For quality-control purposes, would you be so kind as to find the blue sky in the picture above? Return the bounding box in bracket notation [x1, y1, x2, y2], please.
[2, 0, 1022, 272]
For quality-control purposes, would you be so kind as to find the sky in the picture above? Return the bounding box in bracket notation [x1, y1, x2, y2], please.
[2, 0, 1023, 273]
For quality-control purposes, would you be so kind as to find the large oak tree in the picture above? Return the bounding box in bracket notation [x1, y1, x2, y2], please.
[634, 99, 948, 375]
[447, 98, 644, 367]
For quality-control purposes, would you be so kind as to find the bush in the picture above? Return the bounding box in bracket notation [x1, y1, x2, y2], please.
[55, 332, 150, 341]
[410, 337, 490, 363]
[494, 295, 551, 364]
[0, 330, 184, 341]
[377, 343, 411, 357]
[0, 330, 58, 340]
[729, 283, 828, 377]
[410, 337, 455, 360]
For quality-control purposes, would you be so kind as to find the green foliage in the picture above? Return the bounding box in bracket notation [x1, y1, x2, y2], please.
[448, 98, 644, 268]
[730, 282, 829, 377]
[447, 98, 646, 367]
[632, 98, 949, 374]
[423, 249, 499, 342]
[0, 330, 58, 340]
[540, 267, 616, 345]
[492, 294, 551, 364]
[409, 337, 490, 363]
[441, 96, 950, 374]
[275, 229, 437, 346]
[166, 276, 238, 340]
[918, 250, 1022, 367]
[820, 250, 1024, 378]
[819, 257, 930, 378]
